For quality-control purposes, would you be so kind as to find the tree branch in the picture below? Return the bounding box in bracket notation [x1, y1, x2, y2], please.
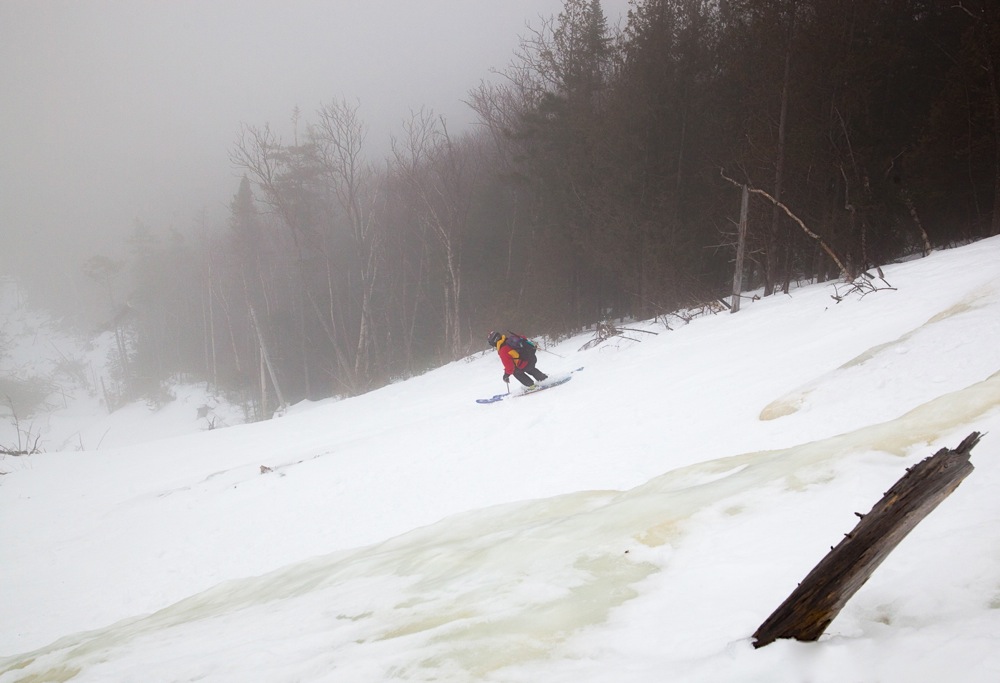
[720, 169, 851, 280]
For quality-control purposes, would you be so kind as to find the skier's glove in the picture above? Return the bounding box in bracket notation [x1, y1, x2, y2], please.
[502, 373, 510, 383]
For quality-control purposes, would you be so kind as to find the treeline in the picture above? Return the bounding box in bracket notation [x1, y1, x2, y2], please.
[94, 0, 1000, 416]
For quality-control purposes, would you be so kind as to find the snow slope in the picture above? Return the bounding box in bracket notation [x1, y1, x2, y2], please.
[2, 238, 1000, 682]
[0, 279, 245, 453]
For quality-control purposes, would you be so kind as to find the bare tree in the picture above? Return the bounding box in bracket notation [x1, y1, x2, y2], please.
[392, 110, 475, 358]
[722, 169, 850, 280]
[311, 98, 385, 385]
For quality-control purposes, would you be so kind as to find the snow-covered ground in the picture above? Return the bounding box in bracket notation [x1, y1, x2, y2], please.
[2, 237, 1000, 682]
[0, 280, 244, 453]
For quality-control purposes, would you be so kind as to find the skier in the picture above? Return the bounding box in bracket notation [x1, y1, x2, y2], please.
[488, 330, 548, 388]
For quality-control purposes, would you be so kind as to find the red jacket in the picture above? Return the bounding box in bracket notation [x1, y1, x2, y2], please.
[496, 338, 529, 374]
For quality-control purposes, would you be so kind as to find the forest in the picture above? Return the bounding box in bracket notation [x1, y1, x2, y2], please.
[84, 0, 1000, 417]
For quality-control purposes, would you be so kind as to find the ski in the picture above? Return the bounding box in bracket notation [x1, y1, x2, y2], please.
[476, 367, 583, 404]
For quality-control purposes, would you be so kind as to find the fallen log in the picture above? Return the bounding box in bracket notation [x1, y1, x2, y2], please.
[752, 431, 981, 648]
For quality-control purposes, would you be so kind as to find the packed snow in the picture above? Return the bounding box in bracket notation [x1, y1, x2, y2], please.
[2, 237, 1000, 682]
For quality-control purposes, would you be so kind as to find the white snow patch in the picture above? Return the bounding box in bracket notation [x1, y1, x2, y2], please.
[3, 238, 1000, 682]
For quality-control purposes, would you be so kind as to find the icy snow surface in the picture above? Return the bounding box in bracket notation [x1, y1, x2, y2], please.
[3, 238, 1000, 682]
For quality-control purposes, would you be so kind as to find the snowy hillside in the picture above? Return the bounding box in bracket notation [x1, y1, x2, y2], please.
[0, 278, 245, 453]
[3, 238, 1000, 682]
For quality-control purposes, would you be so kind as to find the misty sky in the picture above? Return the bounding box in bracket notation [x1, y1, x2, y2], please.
[1, 0, 630, 291]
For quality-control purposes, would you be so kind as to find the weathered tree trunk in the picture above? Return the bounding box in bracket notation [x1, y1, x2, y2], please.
[901, 187, 932, 256]
[248, 303, 286, 414]
[753, 432, 981, 648]
[766, 10, 795, 297]
[731, 184, 749, 314]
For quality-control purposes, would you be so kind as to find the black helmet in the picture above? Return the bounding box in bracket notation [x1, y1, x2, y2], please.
[487, 330, 503, 347]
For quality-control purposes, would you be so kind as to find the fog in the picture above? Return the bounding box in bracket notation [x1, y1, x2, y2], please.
[1, 0, 629, 316]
